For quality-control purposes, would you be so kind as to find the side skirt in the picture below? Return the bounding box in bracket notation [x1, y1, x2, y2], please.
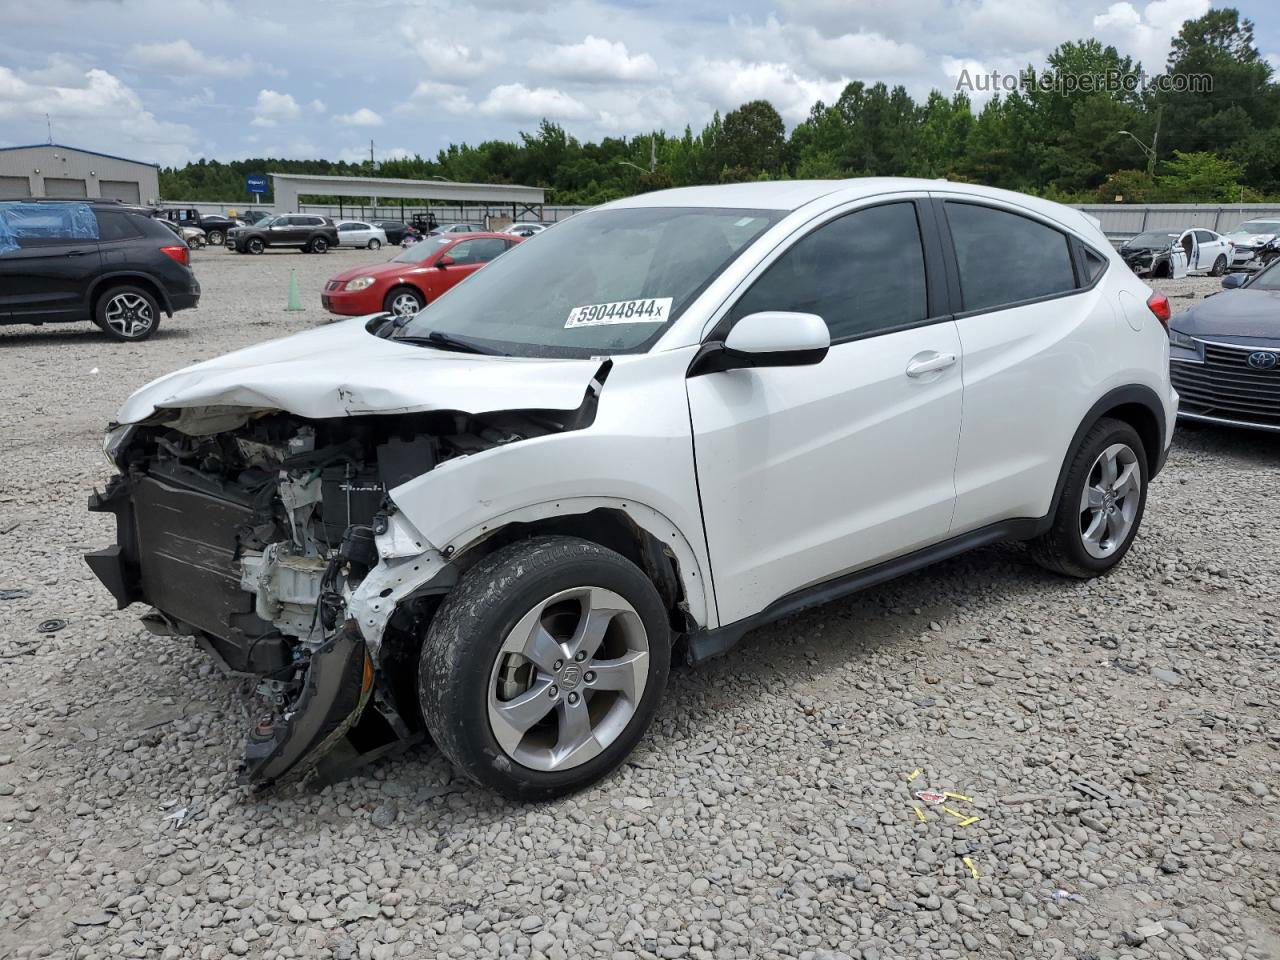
[685, 516, 1049, 664]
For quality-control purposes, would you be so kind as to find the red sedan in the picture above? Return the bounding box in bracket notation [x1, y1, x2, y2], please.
[322, 232, 522, 318]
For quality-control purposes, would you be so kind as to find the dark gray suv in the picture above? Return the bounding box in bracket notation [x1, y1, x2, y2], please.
[0, 199, 200, 342]
[226, 214, 340, 254]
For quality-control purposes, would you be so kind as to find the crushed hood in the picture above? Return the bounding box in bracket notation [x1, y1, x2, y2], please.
[117, 317, 604, 425]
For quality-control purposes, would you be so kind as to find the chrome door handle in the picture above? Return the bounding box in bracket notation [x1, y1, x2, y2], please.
[906, 352, 957, 377]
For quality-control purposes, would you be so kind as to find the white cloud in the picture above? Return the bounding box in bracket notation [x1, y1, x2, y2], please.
[687, 59, 846, 122]
[477, 83, 590, 121]
[250, 88, 300, 128]
[532, 36, 659, 83]
[1093, 0, 1210, 71]
[402, 81, 473, 115]
[0, 65, 196, 164]
[128, 39, 249, 78]
[335, 106, 384, 127]
[311, 99, 327, 113]
[795, 28, 928, 78]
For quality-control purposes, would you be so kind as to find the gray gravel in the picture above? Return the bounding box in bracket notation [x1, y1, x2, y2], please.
[1, 258, 1278, 960]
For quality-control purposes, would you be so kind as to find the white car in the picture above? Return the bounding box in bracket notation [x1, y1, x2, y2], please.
[335, 221, 388, 250]
[1224, 219, 1280, 267]
[1120, 228, 1233, 278]
[503, 222, 548, 237]
[87, 178, 1177, 799]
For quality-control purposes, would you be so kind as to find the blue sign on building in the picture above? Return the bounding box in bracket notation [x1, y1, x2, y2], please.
[246, 175, 269, 195]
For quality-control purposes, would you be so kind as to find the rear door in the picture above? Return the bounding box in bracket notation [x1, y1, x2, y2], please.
[935, 195, 1110, 530]
[0, 202, 102, 322]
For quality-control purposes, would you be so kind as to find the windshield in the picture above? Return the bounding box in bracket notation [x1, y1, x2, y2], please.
[1233, 221, 1280, 235]
[394, 240, 444, 264]
[396, 206, 782, 357]
[1124, 232, 1176, 250]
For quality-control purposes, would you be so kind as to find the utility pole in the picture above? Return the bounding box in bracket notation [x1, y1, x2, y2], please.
[45, 114, 52, 144]
[369, 139, 375, 165]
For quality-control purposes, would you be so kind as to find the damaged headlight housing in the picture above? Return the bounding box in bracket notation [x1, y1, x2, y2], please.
[344, 276, 376, 291]
[102, 423, 136, 468]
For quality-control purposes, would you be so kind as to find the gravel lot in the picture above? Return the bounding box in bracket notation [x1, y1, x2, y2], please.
[1, 253, 1278, 960]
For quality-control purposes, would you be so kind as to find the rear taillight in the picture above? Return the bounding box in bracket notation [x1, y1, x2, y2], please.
[160, 245, 190, 267]
[1147, 292, 1171, 329]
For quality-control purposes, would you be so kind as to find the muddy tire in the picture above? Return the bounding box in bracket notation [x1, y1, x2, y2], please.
[418, 536, 671, 800]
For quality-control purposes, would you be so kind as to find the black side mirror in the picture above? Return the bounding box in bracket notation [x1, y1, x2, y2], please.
[436, 255, 454, 269]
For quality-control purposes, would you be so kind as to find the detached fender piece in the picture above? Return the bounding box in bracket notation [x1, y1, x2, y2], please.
[239, 620, 374, 788]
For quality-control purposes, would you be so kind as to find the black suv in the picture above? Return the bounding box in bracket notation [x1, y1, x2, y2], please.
[0, 199, 200, 342]
[156, 207, 240, 246]
[226, 214, 339, 254]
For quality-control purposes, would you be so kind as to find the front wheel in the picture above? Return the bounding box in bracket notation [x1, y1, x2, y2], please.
[246, 237, 265, 255]
[1029, 418, 1147, 578]
[383, 287, 424, 317]
[206, 229, 224, 246]
[418, 537, 671, 800]
[1210, 255, 1228, 276]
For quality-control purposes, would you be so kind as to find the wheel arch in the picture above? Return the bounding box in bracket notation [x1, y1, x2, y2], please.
[89, 273, 173, 317]
[1049, 385, 1166, 518]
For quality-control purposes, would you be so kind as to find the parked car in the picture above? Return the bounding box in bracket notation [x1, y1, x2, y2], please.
[503, 222, 549, 237]
[0, 199, 199, 341]
[156, 217, 206, 249]
[322, 232, 520, 317]
[371, 220, 415, 245]
[428, 223, 483, 236]
[1120, 232, 1188, 278]
[335, 221, 389, 250]
[1176, 228, 1233, 276]
[226, 214, 339, 254]
[86, 179, 1174, 797]
[1167, 263, 1280, 432]
[409, 212, 438, 232]
[156, 208, 240, 246]
[1224, 219, 1280, 268]
[237, 210, 273, 225]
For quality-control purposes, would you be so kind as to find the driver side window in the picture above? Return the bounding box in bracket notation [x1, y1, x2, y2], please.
[727, 202, 929, 342]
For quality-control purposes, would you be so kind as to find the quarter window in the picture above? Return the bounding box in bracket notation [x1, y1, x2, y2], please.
[1079, 246, 1108, 284]
[945, 202, 1076, 312]
[728, 202, 929, 341]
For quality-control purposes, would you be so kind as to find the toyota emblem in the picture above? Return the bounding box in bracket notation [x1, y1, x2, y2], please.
[1246, 351, 1279, 370]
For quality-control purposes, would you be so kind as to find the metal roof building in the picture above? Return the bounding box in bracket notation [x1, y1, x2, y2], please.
[0, 144, 160, 204]
[270, 173, 547, 219]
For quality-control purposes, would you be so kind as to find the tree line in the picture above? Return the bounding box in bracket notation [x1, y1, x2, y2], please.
[160, 9, 1280, 208]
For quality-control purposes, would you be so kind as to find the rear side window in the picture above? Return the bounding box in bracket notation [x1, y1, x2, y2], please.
[1079, 246, 1108, 284]
[729, 201, 929, 341]
[945, 202, 1076, 312]
[95, 210, 143, 242]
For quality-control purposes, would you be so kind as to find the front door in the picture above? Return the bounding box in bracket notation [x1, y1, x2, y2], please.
[686, 199, 963, 627]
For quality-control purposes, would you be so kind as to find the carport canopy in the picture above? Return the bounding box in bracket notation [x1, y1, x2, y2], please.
[269, 173, 546, 218]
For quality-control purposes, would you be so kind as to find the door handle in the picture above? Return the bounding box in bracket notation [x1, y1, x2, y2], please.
[66, 249, 88, 257]
[906, 352, 957, 377]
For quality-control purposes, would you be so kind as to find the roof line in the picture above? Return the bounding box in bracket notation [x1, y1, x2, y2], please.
[0, 143, 160, 168]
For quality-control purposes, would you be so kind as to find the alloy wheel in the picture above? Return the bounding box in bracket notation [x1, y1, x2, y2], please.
[487, 586, 649, 772]
[1079, 442, 1141, 559]
[103, 293, 155, 339]
[389, 292, 421, 317]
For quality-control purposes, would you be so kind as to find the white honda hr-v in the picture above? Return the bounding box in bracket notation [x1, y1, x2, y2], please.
[89, 178, 1178, 798]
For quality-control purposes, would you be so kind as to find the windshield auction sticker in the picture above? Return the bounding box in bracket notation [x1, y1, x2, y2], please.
[565, 298, 673, 328]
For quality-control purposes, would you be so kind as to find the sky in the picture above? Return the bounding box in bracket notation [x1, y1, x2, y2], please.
[0, 0, 1275, 168]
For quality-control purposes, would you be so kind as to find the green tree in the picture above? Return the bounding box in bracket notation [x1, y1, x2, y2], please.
[717, 100, 786, 177]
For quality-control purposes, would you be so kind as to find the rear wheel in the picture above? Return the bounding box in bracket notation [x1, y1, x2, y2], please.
[1211, 254, 1228, 276]
[206, 229, 224, 246]
[96, 285, 161, 342]
[309, 237, 329, 254]
[419, 537, 671, 800]
[383, 287, 424, 317]
[1029, 418, 1147, 578]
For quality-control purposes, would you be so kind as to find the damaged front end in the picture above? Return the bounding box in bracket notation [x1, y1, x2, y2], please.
[85, 403, 576, 789]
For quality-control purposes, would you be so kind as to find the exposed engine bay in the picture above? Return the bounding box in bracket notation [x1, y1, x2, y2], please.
[86, 405, 576, 788]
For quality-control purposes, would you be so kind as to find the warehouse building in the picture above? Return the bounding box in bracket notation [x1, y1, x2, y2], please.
[0, 144, 160, 204]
